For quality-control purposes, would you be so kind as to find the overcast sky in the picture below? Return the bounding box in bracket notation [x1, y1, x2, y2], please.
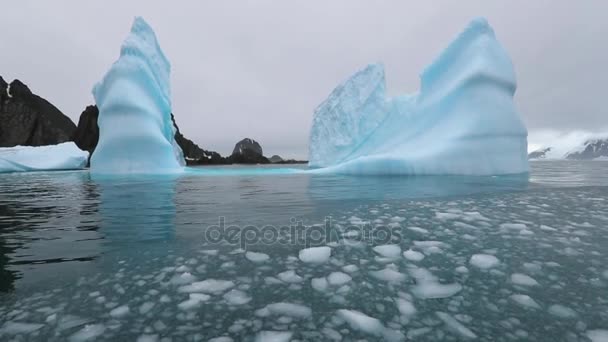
[2, 1, 607, 157]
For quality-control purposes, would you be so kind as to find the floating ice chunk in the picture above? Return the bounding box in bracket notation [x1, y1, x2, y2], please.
[407, 227, 429, 234]
[0, 142, 88, 173]
[337, 310, 385, 336]
[299, 246, 331, 264]
[369, 267, 407, 283]
[177, 293, 210, 310]
[412, 282, 463, 299]
[373, 244, 402, 258]
[500, 223, 527, 230]
[277, 270, 304, 283]
[223, 290, 252, 305]
[0, 321, 44, 335]
[409, 267, 462, 299]
[138, 302, 155, 315]
[436, 212, 461, 220]
[136, 335, 159, 342]
[342, 264, 359, 273]
[109, 305, 130, 318]
[396, 298, 416, 317]
[469, 254, 500, 269]
[262, 303, 312, 319]
[68, 324, 106, 342]
[246, 252, 270, 263]
[208, 337, 234, 342]
[311, 277, 329, 292]
[169, 272, 197, 285]
[327, 272, 352, 286]
[586, 330, 608, 342]
[178, 279, 234, 294]
[436, 311, 477, 339]
[254, 331, 293, 342]
[548, 305, 577, 319]
[336, 310, 403, 342]
[510, 294, 541, 309]
[403, 249, 425, 262]
[510, 273, 539, 287]
[91, 17, 184, 174]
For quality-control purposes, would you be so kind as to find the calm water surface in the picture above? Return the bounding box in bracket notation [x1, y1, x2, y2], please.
[0, 161, 607, 341]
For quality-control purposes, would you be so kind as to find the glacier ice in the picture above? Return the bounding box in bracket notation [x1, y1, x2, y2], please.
[309, 18, 528, 175]
[0, 142, 88, 173]
[91, 17, 184, 174]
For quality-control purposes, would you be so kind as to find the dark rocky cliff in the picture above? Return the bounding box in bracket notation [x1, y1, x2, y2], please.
[0, 77, 76, 147]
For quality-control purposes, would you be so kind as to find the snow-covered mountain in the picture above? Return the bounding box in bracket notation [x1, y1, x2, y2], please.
[528, 136, 608, 160]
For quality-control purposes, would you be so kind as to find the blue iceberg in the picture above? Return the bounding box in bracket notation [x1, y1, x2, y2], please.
[309, 18, 528, 175]
[91, 17, 184, 175]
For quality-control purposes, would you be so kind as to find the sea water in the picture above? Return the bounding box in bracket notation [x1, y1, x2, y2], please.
[0, 161, 607, 341]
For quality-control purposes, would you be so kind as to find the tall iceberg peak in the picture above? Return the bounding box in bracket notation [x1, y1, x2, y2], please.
[308, 17, 528, 175]
[91, 17, 184, 174]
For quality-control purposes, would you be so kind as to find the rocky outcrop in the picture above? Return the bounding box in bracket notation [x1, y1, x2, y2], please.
[72, 105, 99, 157]
[228, 138, 269, 164]
[528, 148, 551, 160]
[170, 113, 226, 165]
[0, 77, 76, 147]
[269, 155, 284, 163]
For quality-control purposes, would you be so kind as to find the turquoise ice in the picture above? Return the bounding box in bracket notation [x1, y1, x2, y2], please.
[91, 17, 185, 175]
[309, 18, 528, 175]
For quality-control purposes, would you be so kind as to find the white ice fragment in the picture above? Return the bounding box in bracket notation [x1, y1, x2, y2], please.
[208, 337, 234, 342]
[510, 294, 541, 309]
[299, 246, 331, 264]
[263, 302, 312, 319]
[469, 254, 500, 269]
[136, 335, 159, 342]
[246, 252, 270, 263]
[139, 302, 155, 315]
[373, 244, 402, 259]
[277, 270, 304, 283]
[177, 293, 210, 310]
[369, 267, 407, 283]
[396, 298, 416, 317]
[311, 277, 329, 292]
[109, 305, 130, 318]
[436, 311, 477, 339]
[169, 272, 197, 285]
[0, 321, 44, 335]
[337, 309, 385, 336]
[223, 290, 252, 305]
[254, 331, 293, 342]
[178, 279, 235, 294]
[68, 324, 106, 342]
[510, 273, 539, 287]
[587, 330, 608, 342]
[548, 304, 577, 319]
[403, 249, 425, 262]
[407, 227, 429, 234]
[327, 272, 352, 286]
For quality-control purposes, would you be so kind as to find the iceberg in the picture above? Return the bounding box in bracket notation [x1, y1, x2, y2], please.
[309, 18, 528, 175]
[91, 17, 185, 174]
[0, 142, 88, 173]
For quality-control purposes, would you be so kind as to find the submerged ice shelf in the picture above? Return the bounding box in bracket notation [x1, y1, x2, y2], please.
[90, 17, 185, 175]
[309, 18, 528, 176]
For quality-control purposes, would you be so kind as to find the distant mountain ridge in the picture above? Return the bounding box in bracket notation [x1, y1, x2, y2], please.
[528, 137, 608, 160]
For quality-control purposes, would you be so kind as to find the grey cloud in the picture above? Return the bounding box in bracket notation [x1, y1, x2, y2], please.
[2, 1, 607, 158]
